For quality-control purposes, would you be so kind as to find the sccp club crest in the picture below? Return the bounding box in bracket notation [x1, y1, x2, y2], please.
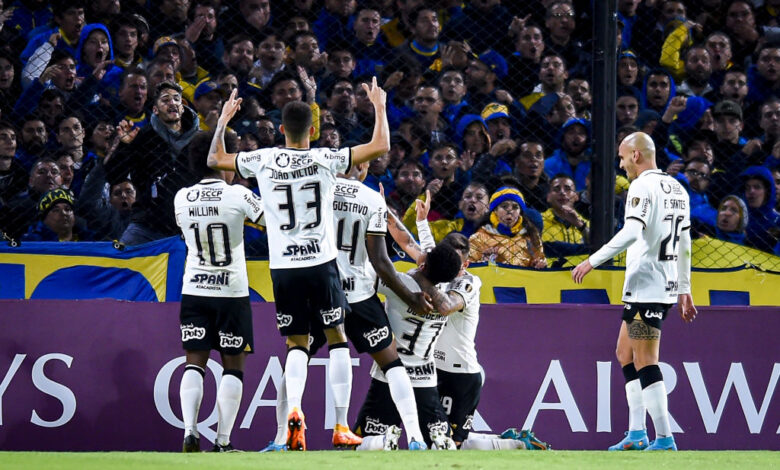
[186, 189, 199, 202]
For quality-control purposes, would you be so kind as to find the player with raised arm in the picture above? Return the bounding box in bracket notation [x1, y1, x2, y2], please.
[207, 79, 390, 451]
[175, 131, 264, 453]
[260, 162, 434, 451]
[572, 132, 697, 451]
[387, 194, 549, 451]
[352, 239, 463, 450]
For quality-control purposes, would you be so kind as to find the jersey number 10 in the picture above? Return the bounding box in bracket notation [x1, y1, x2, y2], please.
[188, 222, 232, 266]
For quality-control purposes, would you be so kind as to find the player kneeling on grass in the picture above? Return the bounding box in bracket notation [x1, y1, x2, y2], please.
[386, 192, 550, 451]
[175, 131, 264, 452]
[351, 241, 462, 450]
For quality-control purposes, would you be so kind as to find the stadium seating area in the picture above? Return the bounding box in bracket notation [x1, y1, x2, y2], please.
[0, 0, 778, 267]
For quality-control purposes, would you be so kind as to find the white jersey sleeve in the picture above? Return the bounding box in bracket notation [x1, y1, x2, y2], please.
[333, 178, 387, 303]
[371, 273, 447, 388]
[621, 170, 691, 303]
[434, 272, 482, 374]
[236, 147, 351, 269]
[175, 179, 252, 297]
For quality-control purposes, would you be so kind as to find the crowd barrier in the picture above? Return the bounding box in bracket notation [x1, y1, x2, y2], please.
[1, 237, 778, 305]
[0, 300, 777, 451]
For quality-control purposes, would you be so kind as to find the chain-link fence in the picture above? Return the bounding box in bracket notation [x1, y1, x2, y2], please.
[0, 0, 778, 269]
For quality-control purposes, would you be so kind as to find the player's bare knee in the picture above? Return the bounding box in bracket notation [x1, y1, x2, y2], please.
[185, 350, 209, 369]
[286, 335, 309, 350]
[615, 345, 633, 365]
[324, 324, 348, 344]
[220, 351, 246, 371]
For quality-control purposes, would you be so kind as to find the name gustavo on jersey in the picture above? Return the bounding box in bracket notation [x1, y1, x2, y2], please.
[269, 166, 319, 180]
[333, 200, 368, 214]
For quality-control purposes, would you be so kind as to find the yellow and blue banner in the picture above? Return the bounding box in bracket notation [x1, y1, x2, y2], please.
[0, 237, 778, 305]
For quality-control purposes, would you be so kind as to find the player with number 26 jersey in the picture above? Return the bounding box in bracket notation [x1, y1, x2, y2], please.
[235, 147, 350, 269]
[613, 169, 690, 303]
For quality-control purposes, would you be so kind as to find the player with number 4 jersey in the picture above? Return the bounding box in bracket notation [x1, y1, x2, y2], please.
[573, 132, 697, 452]
[206, 79, 392, 451]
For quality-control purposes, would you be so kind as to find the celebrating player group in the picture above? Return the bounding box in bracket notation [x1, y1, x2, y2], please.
[171, 74, 694, 452]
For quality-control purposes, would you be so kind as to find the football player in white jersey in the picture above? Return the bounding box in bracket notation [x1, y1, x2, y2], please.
[573, 132, 697, 451]
[174, 131, 264, 453]
[387, 195, 549, 451]
[206, 79, 390, 451]
[261, 162, 433, 451]
[352, 240, 463, 449]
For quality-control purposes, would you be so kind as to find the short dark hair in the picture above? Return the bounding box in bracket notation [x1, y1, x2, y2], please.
[187, 130, 238, 179]
[47, 49, 75, 68]
[110, 13, 140, 37]
[120, 66, 146, 89]
[188, 0, 217, 22]
[54, 113, 84, 131]
[397, 157, 425, 175]
[423, 243, 462, 285]
[226, 34, 254, 53]
[0, 120, 16, 134]
[154, 81, 183, 103]
[281, 101, 313, 142]
[53, 0, 85, 18]
[290, 30, 318, 49]
[408, 6, 437, 27]
[326, 78, 354, 98]
[441, 232, 469, 258]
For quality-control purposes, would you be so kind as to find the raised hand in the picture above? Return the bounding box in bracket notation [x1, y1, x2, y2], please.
[117, 119, 139, 145]
[219, 89, 243, 124]
[415, 189, 431, 222]
[362, 76, 387, 108]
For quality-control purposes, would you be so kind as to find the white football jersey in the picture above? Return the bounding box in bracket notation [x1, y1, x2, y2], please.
[372, 273, 448, 388]
[332, 177, 388, 303]
[622, 169, 690, 303]
[235, 147, 351, 269]
[434, 271, 482, 374]
[175, 179, 264, 297]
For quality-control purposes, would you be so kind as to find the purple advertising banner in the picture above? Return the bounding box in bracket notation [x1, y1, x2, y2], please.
[0, 300, 778, 451]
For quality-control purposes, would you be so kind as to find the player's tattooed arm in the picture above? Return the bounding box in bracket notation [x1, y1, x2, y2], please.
[367, 235, 433, 315]
[207, 89, 241, 171]
[386, 209, 424, 262]
[413, 272, 462, 316]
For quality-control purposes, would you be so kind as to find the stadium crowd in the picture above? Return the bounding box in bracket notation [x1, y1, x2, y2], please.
[0, 0, 778, 263]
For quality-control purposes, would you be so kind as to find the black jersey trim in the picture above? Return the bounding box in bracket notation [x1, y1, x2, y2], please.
[626, 216, 646, 228]
[252, 211, 265, 225]
[234, 153, 245, 179]
[682, 225, 691, 231]
[346, 147, 353, 174]
[366, 229, 387, 236]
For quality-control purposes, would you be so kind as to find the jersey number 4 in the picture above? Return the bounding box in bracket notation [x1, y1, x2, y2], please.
[273, 183, 322, 231]
[659, 214, 685, 261]
[336, 218, 361, 265]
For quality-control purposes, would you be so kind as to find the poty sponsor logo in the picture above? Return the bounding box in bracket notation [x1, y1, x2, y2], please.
[463, 414, 474, 430]
[364, 327, 389, 348]
[219, 332, 243, 349]
[364, 417, 388, 434]
[644, 309, 663, 320]
[277, 312, 293, 327]
[181, 324, 206, 341]
[321, 307, 343, 325]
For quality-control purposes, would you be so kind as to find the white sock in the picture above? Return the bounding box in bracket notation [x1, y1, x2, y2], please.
[180, 366, 204, 438]
[464, 432, 499, 439]
[273, 374, 289, 445]
[329, 347, 352, 427]
[386, 366, 424, 444]
[461, 437, 525, 450]
[642, 381, 672, 438]
[216, 373, 242, 446]
[626, 379, 646, 431]
[356, 435, 386, 451]
[285, 348, 309, 414]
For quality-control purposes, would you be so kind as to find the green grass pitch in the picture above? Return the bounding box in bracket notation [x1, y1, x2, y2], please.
[1, 451, 777, 470]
